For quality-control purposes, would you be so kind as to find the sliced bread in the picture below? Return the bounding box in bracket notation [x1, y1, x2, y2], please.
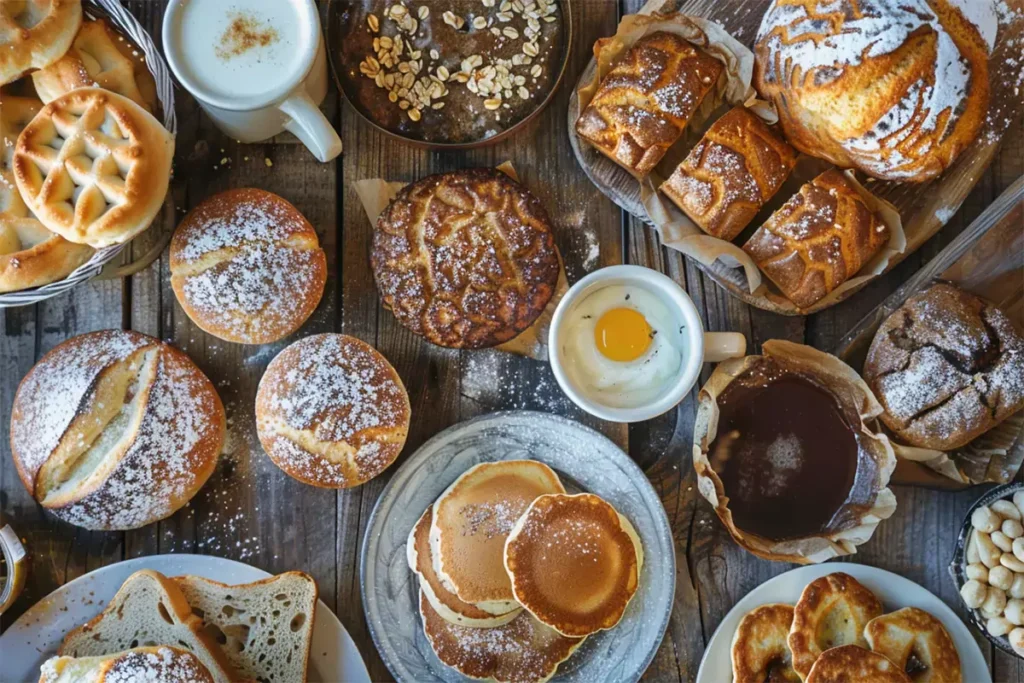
[40, 646, 215, 683]
[173, 571, 318, 683]
[59, 570, 238, 683]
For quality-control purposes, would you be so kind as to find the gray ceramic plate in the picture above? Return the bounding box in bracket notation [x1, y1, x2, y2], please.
[360, 411, 675, 682]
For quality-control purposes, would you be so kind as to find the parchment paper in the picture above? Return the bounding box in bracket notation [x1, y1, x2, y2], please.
[353, 163, 568, 362]
[692, 340, 898, 564]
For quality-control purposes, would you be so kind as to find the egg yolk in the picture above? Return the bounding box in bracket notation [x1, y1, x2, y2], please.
[594, 307, 652, 362]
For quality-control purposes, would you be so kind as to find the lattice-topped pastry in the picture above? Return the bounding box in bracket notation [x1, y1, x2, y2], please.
[32, 19, 159, 113]
[0, 0, 83, 86]
[0, 93, 92, 292]
[13, 87, 173, 247]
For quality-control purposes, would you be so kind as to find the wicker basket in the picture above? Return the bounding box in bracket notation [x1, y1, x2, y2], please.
[0, 0, 177, 309]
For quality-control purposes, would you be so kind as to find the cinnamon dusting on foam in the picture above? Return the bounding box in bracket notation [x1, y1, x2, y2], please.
[216, 12, 278, 61]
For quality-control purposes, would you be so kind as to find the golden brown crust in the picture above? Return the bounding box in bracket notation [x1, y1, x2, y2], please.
[805, 645, 910, 683]
[743, 170, 889, 309]
[732, 604, 801, 683]
[170, 188, 327, 345]
[754, 0, 990, 182]
[0, 0, 83, 86]
[576, 31, 723, 178]
[372, 168, 559, 349]
[863, 283, 1024, 451]
[255, 334, 410, 489]
[661, 106, 797, 240]
[32, 19, 159, 113]
[865, 607, 962, 683]
[788, 573, 884, 679]
[13, 87, 174, 247]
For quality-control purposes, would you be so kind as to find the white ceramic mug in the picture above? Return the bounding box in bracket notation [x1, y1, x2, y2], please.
[162, 0, 342, 163]
[549, 265, 747, 423]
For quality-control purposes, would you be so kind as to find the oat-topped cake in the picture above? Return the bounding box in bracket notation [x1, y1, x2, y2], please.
[864, 283, 1024, 451]
[372, 168, 560, 349]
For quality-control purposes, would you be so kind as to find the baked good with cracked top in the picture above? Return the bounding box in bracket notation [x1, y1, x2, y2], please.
[865, 607, 962, 683]
[731, 604, 801, 683]
[863, 283, 1024, 451]
[0, 93, 93, 292]
[661, 106, 797, 241]
[170, 188, 327, 345]
[39, 647, 215, 683]
[576, 31, 723, 178]
[754, 0, 993, 183]
[372, 168, 559, 349]
[805, 645, 910, 683]
[32, 18, 159, 113]
[743, 169, 890, 309]
[0, 0, 82, 86]
[256, 334, 411, 489]
[13, 87, 174, 247]
[10, 330, 225, 531]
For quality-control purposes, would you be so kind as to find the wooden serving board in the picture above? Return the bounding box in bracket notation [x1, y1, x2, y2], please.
[835, 176, 1024, 490]
[567, 0, 1024, 315]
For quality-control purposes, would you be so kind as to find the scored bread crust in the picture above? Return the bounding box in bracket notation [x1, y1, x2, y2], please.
[863, 283, 1024, 451]
[170, 188, 327, 345]
[372, 168, 559, 349]
[0, 0, 83, 86]
[743, 169, 889, 310]
[661, 106, 797, 241]
[39, 646, 215, 683]
[575, 31, 724, 178]
[59, 570, 238, 683]
[754, 0, 991, 183]
[255, 333, 411, 488]
[13, 87, 174, 247]
[10, 329, 225, 530]
[32, 19, 159, 113]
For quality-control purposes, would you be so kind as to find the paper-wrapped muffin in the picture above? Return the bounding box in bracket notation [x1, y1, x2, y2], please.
[693, 340, 897, 564]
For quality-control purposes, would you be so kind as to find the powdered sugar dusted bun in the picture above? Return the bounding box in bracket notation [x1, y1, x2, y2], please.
[170, 189, 327, 345]
[10, 330, 225, 530]
[754, 0, 994, 182]
[255, 334, 411, 489]
[39, 646, 215, 683]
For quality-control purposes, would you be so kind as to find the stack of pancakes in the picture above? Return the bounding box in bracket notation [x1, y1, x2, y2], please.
[407, 460, 644, 682]
[731, 572, 962, 683]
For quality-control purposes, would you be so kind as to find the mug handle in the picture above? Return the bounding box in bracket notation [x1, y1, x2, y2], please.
[279, 90, 342, 163]
[0, 524, 27, 615]
[703, 332, 747, 363]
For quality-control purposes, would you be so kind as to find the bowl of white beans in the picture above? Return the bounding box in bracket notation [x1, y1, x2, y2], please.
[951, 482, 1024, 658]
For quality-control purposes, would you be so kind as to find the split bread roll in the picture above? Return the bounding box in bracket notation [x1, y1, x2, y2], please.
[661, 106, 797, 241]
[743, 169, 890, 309]
[0, 0, 82, 86]
[13, 87, 174, 247]
[10, 329, 225, 530]
[40, 647, 215, 683]
[575, 31, 723, 178]
[32, 18, 159, 113]
[754, 0, 994, 183]
[256, 334, 411, 488]
[1, 93, 93, 292]
[170, 188, 327, 345]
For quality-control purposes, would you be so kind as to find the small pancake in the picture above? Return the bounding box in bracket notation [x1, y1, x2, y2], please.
[865, 608, 962, 683]
[731, 604, 801, 683]
[431, 460, 565, 615]
[805, 645, 910, 683]
[419, 591, 584, 683]
[407, 507, 520, 628]
[504, 493, 643, 638]
[789, 573, 883, 679]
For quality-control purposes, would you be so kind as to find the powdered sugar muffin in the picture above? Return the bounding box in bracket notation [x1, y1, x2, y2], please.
[170, 188, 327, 345]
[255, 334, 411, 489]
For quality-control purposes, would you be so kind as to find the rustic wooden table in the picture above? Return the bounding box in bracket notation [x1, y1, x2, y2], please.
[2, 1, 1022, 681]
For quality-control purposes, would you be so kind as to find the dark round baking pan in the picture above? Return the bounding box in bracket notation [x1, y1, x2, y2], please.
[326, 0, 572, 149]
[950, 481, 1024, 659]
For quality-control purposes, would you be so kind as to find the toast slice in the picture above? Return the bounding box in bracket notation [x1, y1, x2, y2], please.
[40, 646, 215, 683]
[173, 572, 318, 683]
[59, 570, 238, 683]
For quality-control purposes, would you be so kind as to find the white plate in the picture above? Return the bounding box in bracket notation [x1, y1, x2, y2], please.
[696, 563, 990, 683]
[0, 554, 371, 683]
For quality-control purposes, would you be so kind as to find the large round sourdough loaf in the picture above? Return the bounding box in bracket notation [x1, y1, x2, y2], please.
[754, 0, 996, 182]
[10, 330, 225, 530]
